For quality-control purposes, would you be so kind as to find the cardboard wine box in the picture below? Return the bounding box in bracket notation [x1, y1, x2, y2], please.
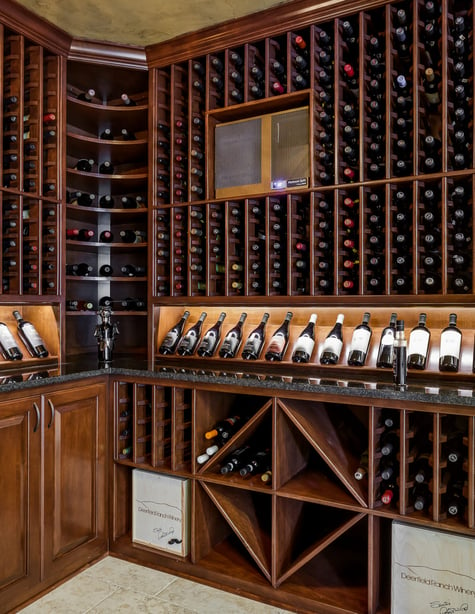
[392, 521, 475, 614]
[132, 469, 190, 556]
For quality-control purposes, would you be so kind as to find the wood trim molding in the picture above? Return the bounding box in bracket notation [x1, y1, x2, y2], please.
[1, 0, 71, 55]
[69, 38, 148, 70]
[146, 0, 394, 67]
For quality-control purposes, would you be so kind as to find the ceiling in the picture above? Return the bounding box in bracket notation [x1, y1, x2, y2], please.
[14, 0, 293, 47]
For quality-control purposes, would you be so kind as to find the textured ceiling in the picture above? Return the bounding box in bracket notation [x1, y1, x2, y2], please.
[14, 0, 293, 47]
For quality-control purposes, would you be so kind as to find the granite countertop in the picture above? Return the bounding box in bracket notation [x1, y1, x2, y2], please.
[0, 353, 474, 408]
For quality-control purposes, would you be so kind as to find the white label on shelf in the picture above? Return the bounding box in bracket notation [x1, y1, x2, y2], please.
[408, 329, 430, 356]
[23, 322, 44, 346]
[292, 335, 315, 355]
[380, 330, 395, 347]
[349, 329, 371, 353]
[440, 330, 462, 359]
[242, 332, 262, 354]
[321, 337, 343, 356]
[266, 332, 286, 354]
[220, 332, 240, 354]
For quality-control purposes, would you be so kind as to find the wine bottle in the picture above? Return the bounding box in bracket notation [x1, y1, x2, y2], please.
[264, 312, 293, 361]
[439, 313, 462, 372]
[176, 311, 207, 356]
[407, 313, 430, 370]
[99, 160, 114, 174]
[158, 311, 190, 355]
[393, 320, 407, 388]
[291, 313, 317, 363]
[196, 444, 220, 465]
[320, 314, 345, 364]
[99, 230, 114, 243]
[347, 312, 372, 366]
[220, 446, 252, 474]
[412, 484, 431, 512]
[74, 158, 94, 172]
[376, 313, 397, 368]
[205, 415, 241, 441]
[77, 88, 95, 102]
[379, 457, 399, 481]
[413, 452, 432, 484]
[218, 312, 247, 358]
[0, 322, 23, 360]
[13, 310, 49, 358]
[196, 312, 226, 357]
[99, 264, 113, 276]
[239, 449, 271, 477]
[380, 482, 399, 505]
[241, 312, 269, 360]
[121, 93, 136, 106]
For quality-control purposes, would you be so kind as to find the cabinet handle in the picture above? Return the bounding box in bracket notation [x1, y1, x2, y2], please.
[47, 398, 55, 428]
[33, 402, 40, 433]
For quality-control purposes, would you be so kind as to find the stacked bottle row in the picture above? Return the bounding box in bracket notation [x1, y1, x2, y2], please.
[1, 195, 59, 295]
[114, 381, 192, 471]
[1, 27, 61, 199]
[157, 308, 471, 375]
[66, 64, 149, 319]
[153, 181, 473, 297]
[356, 407, 473, 528]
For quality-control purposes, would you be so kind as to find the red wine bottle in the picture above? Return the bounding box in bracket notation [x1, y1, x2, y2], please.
[264, 312, 293, 361]
[196, 312, 226, 357]
[12, 310, 48, 358]
[218, 312, 247, 358]
[347, 312, 372, 366]
[176, 311, 207, 356]
[439, 313, 462, 372]
[320, 314, 344, 364]
[158, 311, 190, 355]
[241, 312, 269, 360]
[291, 314, 317, 363]
[407, 313, 430, 370]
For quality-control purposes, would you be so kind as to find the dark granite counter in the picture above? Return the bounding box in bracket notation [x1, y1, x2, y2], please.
[0, 353, 474, 408]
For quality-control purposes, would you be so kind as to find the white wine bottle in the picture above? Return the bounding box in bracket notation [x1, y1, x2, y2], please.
[0, 322, 23, 360]
[291, 313, 317, 363]
[219, 312, 247, 358]
[439, 313, 462, 372]
[264, 312, 293, 361]
[320, 314, 345, 364]
[407, 313, 430, 370]
[376, 312, 397, 368]
[176, 312, 207, 356]
[12, 310, 49, 358]
[241, 312, 269, 360]
[158, 311, 190, 355]
[347, 312, 372, 366]
[196, 312, 226, 357]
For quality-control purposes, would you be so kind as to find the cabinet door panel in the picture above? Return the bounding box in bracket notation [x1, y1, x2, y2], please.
[43, 383, 107, 580]
[0, 397, 41, 609]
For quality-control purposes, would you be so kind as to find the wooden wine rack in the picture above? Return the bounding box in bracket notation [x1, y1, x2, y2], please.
[149, 0, 475, 300]
[65, 62, 149, 355]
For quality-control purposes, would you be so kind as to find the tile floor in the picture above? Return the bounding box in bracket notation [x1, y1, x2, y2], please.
[18, 556, 294, 613]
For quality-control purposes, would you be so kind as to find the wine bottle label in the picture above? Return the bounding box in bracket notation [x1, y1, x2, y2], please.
[178, 331, 198, 350]
[22, 322, 45, 346]
[221, 332, 240, 354]
[0, 325, 18, 348]
[349, 329, 371, 352]
[243, 333, 262, 354]
[321, 337, 343, 356]
[199, 331, 217, 351]
[266, 333, 286, 354]
[292, 335, 315, 355]
[380, 330, 395, 346]
[440, 330, 462, 358]
[162, 330, 178, 347]
[407, 330, 430, 356]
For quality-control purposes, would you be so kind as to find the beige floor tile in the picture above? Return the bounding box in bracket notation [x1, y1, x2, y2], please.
[156, 576, 292, 613]
[88, 586, 197, 613]
[82, 556, 176, 595]
[18, 574, 117, 613]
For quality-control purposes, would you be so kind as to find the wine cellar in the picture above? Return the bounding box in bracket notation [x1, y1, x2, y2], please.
[1, 0, 475, 612]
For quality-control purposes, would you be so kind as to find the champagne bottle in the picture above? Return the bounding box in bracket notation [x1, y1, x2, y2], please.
[176, 311, 207, 356]
[196, 312, 226, 357]
[0, 322, 23, 360]
[376, 313, 397, 368]
[439, 313, 462, 372]
[158, 311, 190, 355]
[291, 313, 317, 363]
[347, 312, 372, 366]
[264, 312, 293, 361]
[407, 313, 430, 370]
[218, 312, 247, 358]
[241, 312, 269, 360]
[320, 314, 344, 364]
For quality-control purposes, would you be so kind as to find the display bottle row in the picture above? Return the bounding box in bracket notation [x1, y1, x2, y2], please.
[153, 182, 473, 298]
[157, 308, 470, 374]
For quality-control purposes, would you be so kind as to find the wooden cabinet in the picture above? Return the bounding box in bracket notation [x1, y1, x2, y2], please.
[0, 395, 42, 610]
[109, 374, 475, 614]
[0, 380, 107, 614]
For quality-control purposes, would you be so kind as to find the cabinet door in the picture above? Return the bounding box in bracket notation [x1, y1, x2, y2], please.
[0, 396, 41, 611]
[42, 383, 107, 580]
